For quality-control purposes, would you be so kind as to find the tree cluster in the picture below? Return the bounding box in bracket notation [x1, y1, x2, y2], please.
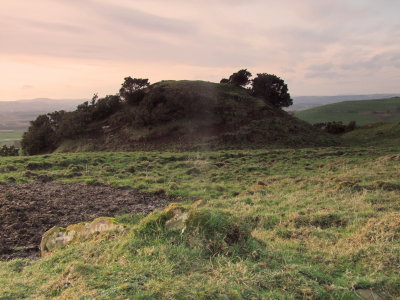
[0, 145, 19, 157]
[220, 69, 293, 108]
[21, 76, 150, 155]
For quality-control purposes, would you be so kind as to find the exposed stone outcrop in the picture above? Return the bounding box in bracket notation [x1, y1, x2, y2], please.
[40, 217, 125, 256]
[164, 200, 206, 231]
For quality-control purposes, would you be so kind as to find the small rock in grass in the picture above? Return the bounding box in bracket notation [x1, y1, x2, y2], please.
[186, 167, 201, 175]
[40, 217, 125, 256]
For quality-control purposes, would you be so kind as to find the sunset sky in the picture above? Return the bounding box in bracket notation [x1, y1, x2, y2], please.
[1, 0, 399, 101]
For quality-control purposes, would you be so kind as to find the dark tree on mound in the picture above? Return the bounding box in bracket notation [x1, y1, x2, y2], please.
[119, 76, 150, 105]
[21, 114, 56, 155]
[221, 69, 252, 88]
[92, 95, 121, 119]
[251, 73, 293, 108]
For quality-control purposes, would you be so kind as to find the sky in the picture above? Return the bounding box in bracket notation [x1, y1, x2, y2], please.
[1, 0, 399, 101]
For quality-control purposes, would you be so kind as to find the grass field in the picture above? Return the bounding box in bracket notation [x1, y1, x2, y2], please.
[342, 122, 400, 147]
[0, 130, 23, 146]
[294, 97, 400, 125]
[0, 143, 399, 298]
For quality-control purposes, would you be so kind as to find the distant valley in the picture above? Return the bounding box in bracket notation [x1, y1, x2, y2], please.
[0, 98, 86, 145]
[0, 98, 86, 130]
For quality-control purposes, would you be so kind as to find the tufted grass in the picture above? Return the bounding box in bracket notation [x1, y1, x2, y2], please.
[0, 144, 399, 298]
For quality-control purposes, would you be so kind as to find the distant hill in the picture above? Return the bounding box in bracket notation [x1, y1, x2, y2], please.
[0, 98, 86, 130]
[291, 94, 400, 111]
[21, 80, 337, 154]
[294, 97, 400, 125]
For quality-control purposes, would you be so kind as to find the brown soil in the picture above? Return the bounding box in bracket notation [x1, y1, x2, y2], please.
[0, 182, 176, 260]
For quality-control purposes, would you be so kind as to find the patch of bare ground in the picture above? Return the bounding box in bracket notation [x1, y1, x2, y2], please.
[0, 183, 176, 260]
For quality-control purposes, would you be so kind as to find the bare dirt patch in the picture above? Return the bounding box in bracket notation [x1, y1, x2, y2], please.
[0, 182, 176, 260]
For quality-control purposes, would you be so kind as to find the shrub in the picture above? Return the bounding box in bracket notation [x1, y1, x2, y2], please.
[92, 95, 121, 120]
[0, 145, 19, 156]
[313, 121, 357, 134]
[221, 69, 252, 88]
[21, 114, 56, 155]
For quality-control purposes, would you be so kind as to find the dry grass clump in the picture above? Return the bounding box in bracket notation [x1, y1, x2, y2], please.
[336, 213, 399, 248]
[369, 181, 400, 191]
[332, 213, 400, 272]
[288, 210, 348, 229]
[357, 213, 400, 243]
[335, 180, 363, 191]
[377, 154, 400, 162]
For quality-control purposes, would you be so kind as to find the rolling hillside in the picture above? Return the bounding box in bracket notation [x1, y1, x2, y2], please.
[342, 122, 400, 146]
[291, 94, 399, 111]
[294, 97, 400, 125]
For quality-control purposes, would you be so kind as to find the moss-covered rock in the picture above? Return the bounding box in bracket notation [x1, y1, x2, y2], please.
[40, 217, 125, 256]
[134, 203, 186, 236]
[165, 206, 189, 232]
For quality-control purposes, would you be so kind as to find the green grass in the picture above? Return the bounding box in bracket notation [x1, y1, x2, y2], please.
[0, 130, 23, 146]
[294, 97, 400, 125]
[0, 142, 399, 298]
[342, 122, 400, 147]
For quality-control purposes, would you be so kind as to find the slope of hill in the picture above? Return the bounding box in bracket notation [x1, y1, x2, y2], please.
[291, 94, 399, 111]
[294, 97, 400, 125]
[342, 122, 400, 146]
[24, 80, 337, 153]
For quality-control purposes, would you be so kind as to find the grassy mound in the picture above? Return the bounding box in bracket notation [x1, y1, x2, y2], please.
[55, 80, 336, 152]
[134, 204, 259, 258]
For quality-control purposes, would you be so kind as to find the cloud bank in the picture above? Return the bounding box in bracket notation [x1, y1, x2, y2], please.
[0, 0, 399, 100]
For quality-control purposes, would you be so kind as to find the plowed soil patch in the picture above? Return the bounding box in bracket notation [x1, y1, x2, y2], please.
[0, 183, 175, 260]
